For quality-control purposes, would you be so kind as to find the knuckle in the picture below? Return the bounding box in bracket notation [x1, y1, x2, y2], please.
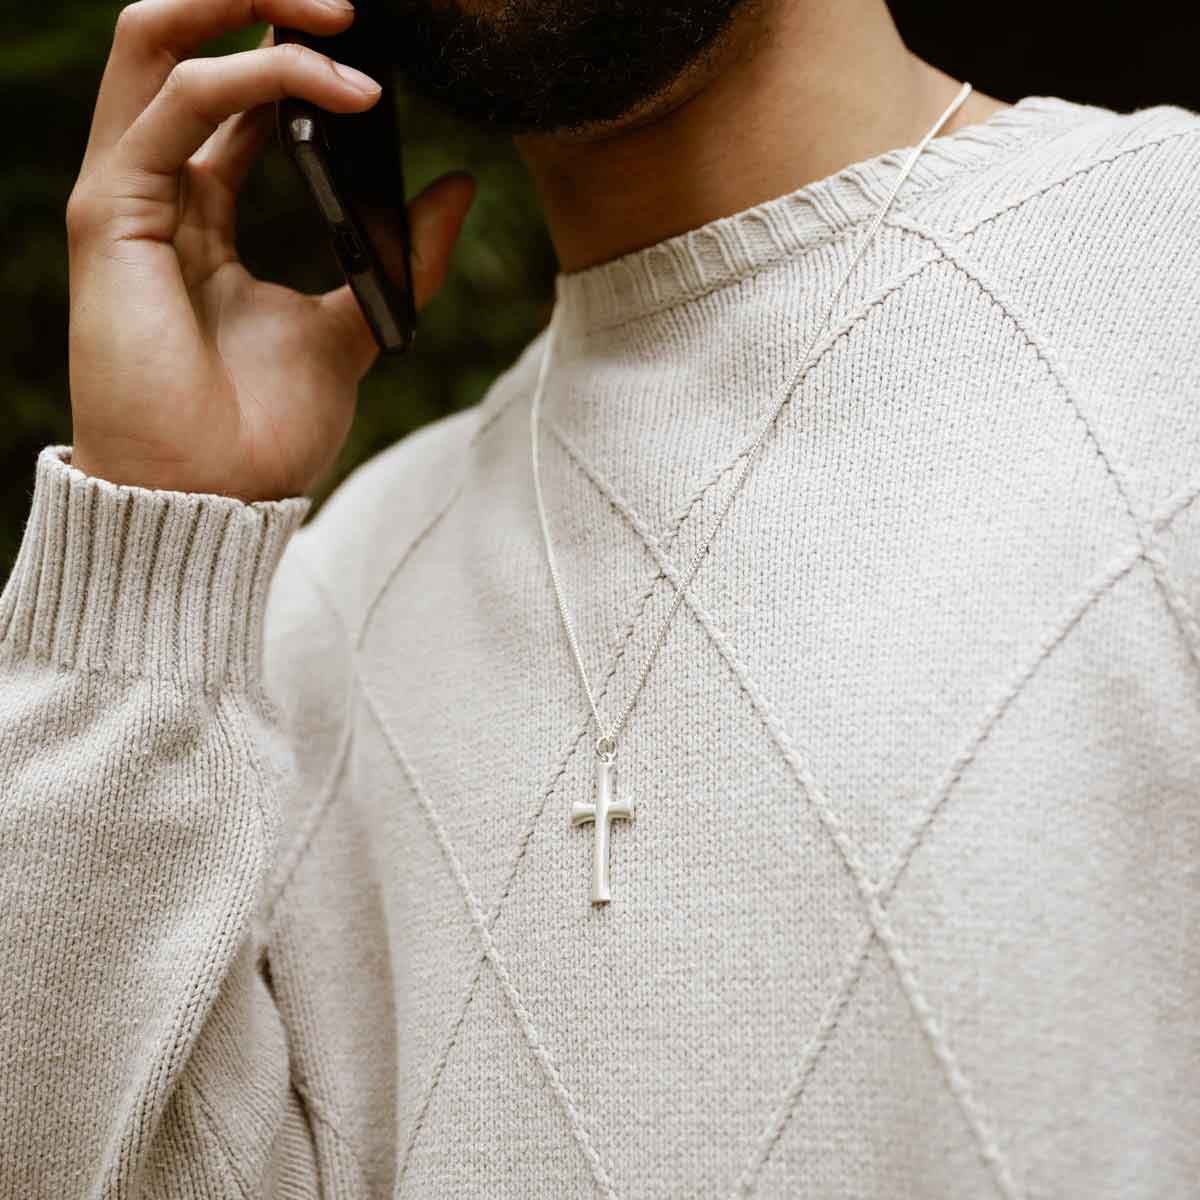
[65, 184, 96, 238]
[160, 57, 200, 101]
[273, 40, 312, 68]
[113, 1, 152, 41]
[65, 183, 104, 244]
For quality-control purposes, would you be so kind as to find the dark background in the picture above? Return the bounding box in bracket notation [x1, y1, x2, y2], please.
[4, 1, 1198, 574]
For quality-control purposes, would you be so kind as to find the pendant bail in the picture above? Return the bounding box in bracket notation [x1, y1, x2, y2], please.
[595, 734, 616, 763]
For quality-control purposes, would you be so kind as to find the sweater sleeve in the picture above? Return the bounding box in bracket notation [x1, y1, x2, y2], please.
[0, 446, 320, 1196]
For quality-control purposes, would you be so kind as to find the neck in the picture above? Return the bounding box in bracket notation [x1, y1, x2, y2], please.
[513, 0, 1009, 274]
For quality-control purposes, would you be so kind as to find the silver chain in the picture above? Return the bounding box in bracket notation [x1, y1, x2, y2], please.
[530, 82, 974, 762]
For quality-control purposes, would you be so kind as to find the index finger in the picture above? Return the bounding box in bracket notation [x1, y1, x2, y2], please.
[115, 40, 381, 178]
[82, 0, 355, 171]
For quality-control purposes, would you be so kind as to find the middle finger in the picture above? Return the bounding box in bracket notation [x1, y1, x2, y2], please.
[84, 0, 355, 169]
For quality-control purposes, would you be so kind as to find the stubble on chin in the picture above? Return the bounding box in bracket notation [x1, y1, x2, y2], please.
[388, 0, 761, 137]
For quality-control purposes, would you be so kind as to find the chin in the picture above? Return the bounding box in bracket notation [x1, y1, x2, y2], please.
[387, 0, 759, 137]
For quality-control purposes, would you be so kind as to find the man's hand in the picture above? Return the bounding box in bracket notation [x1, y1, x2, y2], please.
[66, 0, 476, 501]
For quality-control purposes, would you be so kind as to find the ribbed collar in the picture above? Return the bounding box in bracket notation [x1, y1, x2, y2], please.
[550, 95, 1103, 338]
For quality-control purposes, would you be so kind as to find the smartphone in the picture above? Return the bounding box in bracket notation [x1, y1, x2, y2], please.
[274, 2, 417, 355]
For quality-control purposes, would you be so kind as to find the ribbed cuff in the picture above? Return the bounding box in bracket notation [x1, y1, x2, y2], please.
[0, 446, 312, 689]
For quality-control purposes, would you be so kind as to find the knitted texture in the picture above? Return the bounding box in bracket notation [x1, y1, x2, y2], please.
[2, 94, 1199, 1198]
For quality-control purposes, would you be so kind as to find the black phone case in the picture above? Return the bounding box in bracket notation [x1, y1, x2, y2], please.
[274, 3, 417, 355]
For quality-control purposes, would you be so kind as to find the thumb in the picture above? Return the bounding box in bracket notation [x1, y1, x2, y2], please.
[316, 170, 477, 367]
[407, 170, 477, 310]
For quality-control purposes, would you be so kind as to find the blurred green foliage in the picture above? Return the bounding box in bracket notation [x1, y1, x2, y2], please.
[2, 2, 557, 575]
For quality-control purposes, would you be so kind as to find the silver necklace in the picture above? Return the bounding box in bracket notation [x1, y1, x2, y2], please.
[531, 82, 974, 905]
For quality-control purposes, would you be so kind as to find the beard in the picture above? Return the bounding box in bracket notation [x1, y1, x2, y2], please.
[380, 0, 758, 136]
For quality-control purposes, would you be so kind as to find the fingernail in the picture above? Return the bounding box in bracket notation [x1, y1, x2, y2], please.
[319, 0, 356, 12]
[332, 62, 382, 94]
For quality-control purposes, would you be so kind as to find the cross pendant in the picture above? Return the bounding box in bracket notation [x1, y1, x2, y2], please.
[571, 755, 634, 905]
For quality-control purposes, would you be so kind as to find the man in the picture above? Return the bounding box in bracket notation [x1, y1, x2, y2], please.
[2, 0, 1197, 1194]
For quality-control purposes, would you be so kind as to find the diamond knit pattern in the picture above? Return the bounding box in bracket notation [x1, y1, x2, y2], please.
[1, 95, 1197, 1198]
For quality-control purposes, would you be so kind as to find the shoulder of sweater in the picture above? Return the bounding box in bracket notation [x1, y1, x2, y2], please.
[263, 338, 538, 662]
[258, 353, 534, 862]
[907, 98, 1200, 515]
[257, 393, 493, 820]
[907, 97, 1200, 243]
[262, 409, 474, 675]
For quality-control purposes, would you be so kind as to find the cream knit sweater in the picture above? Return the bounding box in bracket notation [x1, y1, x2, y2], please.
[3, 94, 1199, 1199]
